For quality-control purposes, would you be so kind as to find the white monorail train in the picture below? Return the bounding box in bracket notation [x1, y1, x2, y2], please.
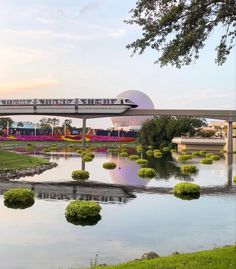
[0, 98, 138, 114]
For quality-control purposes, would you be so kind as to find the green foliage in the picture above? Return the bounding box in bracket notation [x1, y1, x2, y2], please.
[162, 147, 170, 152]
[191, 151, 200, 157]
[72, 170, 89, 180]
[65, 200, 101, 222]
[125, 1, 236, 67]
[180, 165, 197, 174]
[146, 150, 154, 156]
[199, 151, 206, 156]
[136, 159, 149, 165]
[210, 154, 220, 161]
[4, 188, 35, 209]
[154, 152, 163, 158]
[200, 158, 213, 164]
[0, 150, 48, 170]
[140, 116, 205, 148]
[147, 145, 153, 150]
[82, 155, 94, 162]
[136, 146, 143, 153]
[173, 183, 200, 195]
[103, 162, 117, 169]
[129, 154, 140, 161]
[0, 117, 13, 129]
[138, 168, 156, 178]
[177, 155, 192, 163]
[120, 152, 128, 157]
[93, 245, 236, 269]
[233, 176, 236, 184]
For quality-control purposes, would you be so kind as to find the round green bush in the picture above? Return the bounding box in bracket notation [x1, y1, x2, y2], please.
[138, 168, 156, 178]
[120, 152, 128, 157]
[162, 147, 170, 152]
[147, 145, 153, 150]
[233, 176, 236, 184]
[65, 200, 101, 220]
[72, 170, 89, 180]
[173, 183, 200, 195]
[210, 154, 220, 161]
[200, 158, 213, 164]
[136, 146, 143, 153]
[103, 162, 117, 169]
[154, 152, 163, 158]
[146, 150, 154, 156]
[136, 159, 149, 165]
[180, 165, 197, 174]
[129, 154, 140, 161]
[76, 149, 84, 154]
[191, 151, 200, 157]
[4, 188, 35, 209]
[205, 153, 213, 158]
[82, 155, 93, 162]
[178, 154, 192, 162]
[85, 152, 95, 158]
[107, 148, 113, 153]
[199, 151, 206, 156]
[153, 149, 161, 153]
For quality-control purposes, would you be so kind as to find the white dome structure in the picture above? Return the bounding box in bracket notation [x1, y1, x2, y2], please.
[111, 90, 155, 129]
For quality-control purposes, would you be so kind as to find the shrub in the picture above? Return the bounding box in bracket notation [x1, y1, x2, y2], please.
[85, 152, 95, 158]
[4, 188, 35, 209]
[199, 150, 206, 156]
[153, 149, 161, 153]
[136, 159, 149, 165]
[136, 146, 143, 153]
[65, 200, 101, 219]
[147, 145, 153, 150]
[129, 154, 140, 161]
[120, 152, 128, 157]
[146, 150, 154, 156]
[162, 147, 170, 152]
[180, 165, 197, 174]
[138, 168, 156, 178]
[103, 162, 116, 169]
[173, 183, 200, 195]
[154, 152, 163, 158]
[233, 176, 236, 184]
[200, 158, 213, 164]
[72, 170, 89, 180]
[210, 154, 220, 161]
[206, 153, 213, 158]
[171, 149, 177, 153]
[191, 151, 200, 157]
[178, 154, 192, 162]
[76, 149, 83, 154]
[82, 155, 93, 162]
[107, 148, 113, 153]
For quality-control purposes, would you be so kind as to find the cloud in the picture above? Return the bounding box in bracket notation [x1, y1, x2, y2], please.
[36, 17, 56, 24]
[79, 1, 100, 14]
[0, 77, 59, 95]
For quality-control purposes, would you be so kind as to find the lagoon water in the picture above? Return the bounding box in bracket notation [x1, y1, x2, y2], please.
[0, 149, 235, 269]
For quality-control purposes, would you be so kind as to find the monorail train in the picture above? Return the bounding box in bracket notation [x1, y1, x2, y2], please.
[0, 98, 138, 114]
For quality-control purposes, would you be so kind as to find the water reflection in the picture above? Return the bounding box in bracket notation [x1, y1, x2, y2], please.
[4, 199, 34, 209]
[65, 214, 102, 226]
[174, 193, 200, 201]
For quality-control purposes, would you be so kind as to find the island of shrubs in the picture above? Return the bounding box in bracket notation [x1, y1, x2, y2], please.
[138, 168, 156, 178]
[173, 182, 200, 198]
[200, 158, 213, 164]
[120, 152, 128, 157]
[65, 200, 101, 226]
[233, 176, 236, 184]
[136, 159, 149, 165]
[4, 188, 35, 209]
[103, 162, 117, 169]
[180, 165, 197, 174]
[178, 154, 192, 162]
[72, 170, 89, 180]
[129, 155, 140, 161]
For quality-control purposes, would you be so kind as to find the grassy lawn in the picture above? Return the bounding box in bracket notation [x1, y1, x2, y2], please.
[94, 245, 236, 269]
[0, 150, 48, 171]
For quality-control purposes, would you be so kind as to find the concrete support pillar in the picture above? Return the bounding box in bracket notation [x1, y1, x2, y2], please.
[227, 121, 233, 154]
[82, 117, 86, 150]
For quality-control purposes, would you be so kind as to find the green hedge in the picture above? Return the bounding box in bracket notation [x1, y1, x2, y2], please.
[103, 162, 117, 169]
[173, 183, 200, 195]
[200, 158, 213, 164]
[4, 188, 35, 209]
[180, 165, 197, 174]
[154, 152, 163, 158]
[162, 147, 170, 152]
[136, 159, 149, 165]
[138, 168, 156, 178]
[120, 152, 128, 157]
[210, 154, 220, 161]
[72, 170, 89, 180]
[129, 154, 140, 161]
[146, 150, 154, 156]
[178, 154, 192, 162]
[65, 200, 101, 220]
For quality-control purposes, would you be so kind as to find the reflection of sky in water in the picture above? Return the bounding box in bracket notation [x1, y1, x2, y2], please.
[0, 193, 235, 269]
[12, 151, 236, 188]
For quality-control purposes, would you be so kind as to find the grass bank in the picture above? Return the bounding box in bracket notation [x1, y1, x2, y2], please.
[0, 150, 48, 170]
[94, 245, 235, 269]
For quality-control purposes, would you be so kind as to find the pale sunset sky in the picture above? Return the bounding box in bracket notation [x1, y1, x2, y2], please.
[0, 0, 235, 128]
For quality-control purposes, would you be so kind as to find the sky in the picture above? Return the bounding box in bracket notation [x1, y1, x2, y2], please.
[0, 0, 235, 128]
